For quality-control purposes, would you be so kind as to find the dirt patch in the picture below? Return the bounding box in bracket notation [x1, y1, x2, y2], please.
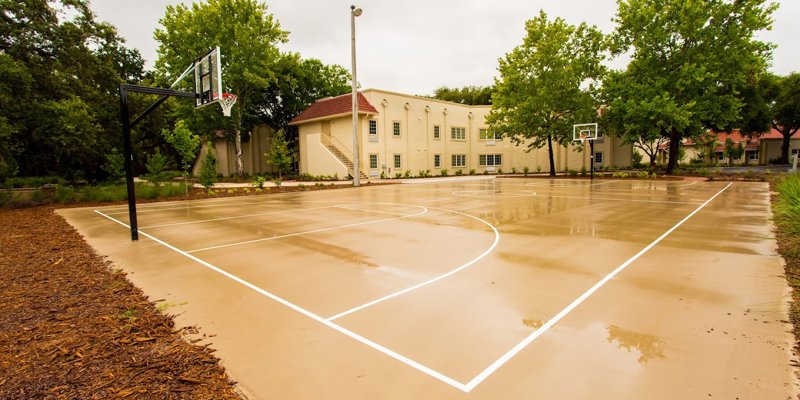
[0, 207, 241, 399]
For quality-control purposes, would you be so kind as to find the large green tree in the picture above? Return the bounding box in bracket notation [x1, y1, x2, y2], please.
[0, 0, 144, 181]
[488, 11, 606, 176]
[431, 86, 494, 105]
[154, 0, 288, 177]
[768, 73, 800, 164]
[608, 0, 775, 174]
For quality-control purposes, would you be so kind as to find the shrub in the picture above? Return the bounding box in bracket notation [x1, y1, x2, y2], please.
[580, 166, 587, 176]
[536, 166, 542, 173]
[469, 169, 476, 175]
[523, 166, 529, 176]
[394, 172, 403, 179]
[55, 186, 77, 202]
[102, 147, 126, 183]
[252, 175, 266, 189]
[440, 169, 449, 177]
[403, 170, 412, 178]
[511, 167, 517, 174]
[637, 171, 650, 179]
[198, 145, 218, 189]
[568, 169, 578, 176]
[272, 177, 283, 187]
[0, 190, 11, 206]
[455, 169, 463, 176]
[497, 168, 503, 174]
[774, 174, 800, 234]
[612, 171, 630, 178]
[380, 171, 386, 179]
[632, 152, 643, 168]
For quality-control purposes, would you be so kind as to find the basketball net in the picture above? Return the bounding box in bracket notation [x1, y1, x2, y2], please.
[218, 93, 238, 117]
[579, 133, 587, 145]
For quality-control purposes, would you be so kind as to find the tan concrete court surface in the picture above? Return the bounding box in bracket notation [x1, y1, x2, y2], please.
[58, 177, 797, 399]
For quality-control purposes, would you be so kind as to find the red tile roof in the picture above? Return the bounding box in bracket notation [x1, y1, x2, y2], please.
[663, 128, 799, 150]
[289, 92, 379, 125]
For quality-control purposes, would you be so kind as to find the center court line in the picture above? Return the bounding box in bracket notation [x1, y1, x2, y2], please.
[93, 209, 470, 392]
[185, 205, 428, 253]
[461, 182, 733, 391]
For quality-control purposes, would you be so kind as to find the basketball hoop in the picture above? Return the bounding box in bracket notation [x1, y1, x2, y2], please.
[579, 133, 587, 145]
[218, 93, 237, 117]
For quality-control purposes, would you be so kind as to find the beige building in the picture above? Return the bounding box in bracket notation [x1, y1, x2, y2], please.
[290, 89, 632, 179]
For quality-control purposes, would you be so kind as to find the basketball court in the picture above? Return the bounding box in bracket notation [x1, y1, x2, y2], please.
[57, 177, 796, 399]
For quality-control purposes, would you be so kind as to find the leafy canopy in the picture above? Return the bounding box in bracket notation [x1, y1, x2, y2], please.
[488, 10, 606, 175]
[607, 0, 776, 173]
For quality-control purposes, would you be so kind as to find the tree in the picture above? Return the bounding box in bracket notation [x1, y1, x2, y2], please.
[610, 0, 776, 174]
[488, 11, 606, 176]
[431, 86, 494, 105]
[198, 143, 218, 190]
[769, 73, 800, 164]
[724, 138, 744, 166]
[0, 0, 144, 181]
[265, 129, 295, 182]
[155, 0, 288, 177]
[163, 120, 200, 194]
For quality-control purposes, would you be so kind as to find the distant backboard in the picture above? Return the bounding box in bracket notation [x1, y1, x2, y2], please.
[194, 46, 223, 108]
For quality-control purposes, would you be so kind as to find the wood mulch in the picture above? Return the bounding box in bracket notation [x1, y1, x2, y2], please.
[0, 207, 242, 399]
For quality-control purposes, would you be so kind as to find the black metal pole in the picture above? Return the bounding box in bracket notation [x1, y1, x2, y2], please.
[590, 140, 594, 181]
[118, 84, 139, 241]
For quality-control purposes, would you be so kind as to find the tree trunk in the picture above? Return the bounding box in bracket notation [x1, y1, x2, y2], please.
[666, 130, 681, 175]
[649, 154, 656, 168]
[780, 130, 792, 164]
[547, 134, 556, 177]
[234, 130, 244, 177]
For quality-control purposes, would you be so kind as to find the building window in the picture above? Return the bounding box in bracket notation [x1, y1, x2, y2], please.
[479, 128, 501, 140]
[452, 154, 466, 167]
[716, 152, 725, 161]
[748, 151, 759, 161]
[434, 154, 441, 168]
[594, 152, 604, 164]
[369, 120, 377, 135]
[433, 125, 441, 139]
[369, 154, 378, 169]
[394, 154, 402, 169]
[479, 154, 503, 166]
[792, 149, 799, 156]
[451, 127, 466, 140]
[393, 121, 401, 137]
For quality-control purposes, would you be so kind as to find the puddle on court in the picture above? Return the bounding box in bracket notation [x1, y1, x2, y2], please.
[606, 325, 666, 363]
[522, 318, 543, 329]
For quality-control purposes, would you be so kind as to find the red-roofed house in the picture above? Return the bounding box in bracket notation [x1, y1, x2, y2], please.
[651, 128, 800, 165]
[290, 89, 633, 178]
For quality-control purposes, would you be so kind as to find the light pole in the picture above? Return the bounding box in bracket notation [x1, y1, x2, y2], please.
[350, 5, 362, 187]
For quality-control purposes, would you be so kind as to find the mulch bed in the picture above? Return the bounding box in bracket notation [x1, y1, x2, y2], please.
[0, 207, 242, 399]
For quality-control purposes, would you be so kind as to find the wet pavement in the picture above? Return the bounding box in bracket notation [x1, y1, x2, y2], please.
[58, 178, 797, 399]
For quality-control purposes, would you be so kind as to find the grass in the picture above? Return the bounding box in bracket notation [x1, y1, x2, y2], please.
[771, 173, 800, 349]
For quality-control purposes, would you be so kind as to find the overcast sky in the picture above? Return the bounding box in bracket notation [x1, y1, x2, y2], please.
[91, 0, 799, 96]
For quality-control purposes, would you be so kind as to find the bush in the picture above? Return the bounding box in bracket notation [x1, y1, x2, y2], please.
[403, 170, 412, 178]
[774, 173, 800, 235]
[632, 152, 643, 168]
[394, 172, 403, 179]
[511, 167, 517, 174]
[198, 145, 218, 189]
[568, 169, 578, 176]
[252, 175, 266, 189]
[102, 147, 126, 183]
[455, 169, 463, 176]
[637, 171, 650, 179]
[612, 171, 630, 178]
[3, 176, 66, 189]
[580, 166, 587, 176]
[497, 168, 503, 174]
[523, 166, 529, 176]
[440, 169, 449, 177]
[0, 190, 11, 206]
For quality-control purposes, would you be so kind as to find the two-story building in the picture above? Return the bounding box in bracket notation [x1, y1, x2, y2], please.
[290, 89, 633, 179]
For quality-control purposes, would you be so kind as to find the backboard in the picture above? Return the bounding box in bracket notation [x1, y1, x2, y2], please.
[194, 46, 223, 108]
[573, 123, 599, 144]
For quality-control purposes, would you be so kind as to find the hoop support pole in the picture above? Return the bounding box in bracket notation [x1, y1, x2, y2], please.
[118, 83, 198, 242]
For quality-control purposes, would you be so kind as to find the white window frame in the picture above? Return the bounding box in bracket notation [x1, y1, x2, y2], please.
[451, 154, 466, 167]
[716, 152, 725, 161]
[451, 127, 466, 141]
[369, 119, 378, 136]
[394, 154, 402, 169]
[393, 121, 401, 137]
[479, 154, 503, 166]
[369, 154, 378, 169]
[434, 154, 441, 168]
[479, 128, 501, 141]
[433, 125, 441, 140]
[594, 152, 604, 164]
[748, 151, 759, 161]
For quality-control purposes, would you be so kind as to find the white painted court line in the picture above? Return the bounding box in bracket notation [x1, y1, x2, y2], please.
[334, 205, 413, 216]
[101, 198, 283, 215]
[141, 205, 344, 229]
[184, 205, 429, 253]
[525, 180, 620, 188]
[460, 182, 733, 391]
[327, 207, 500, 321]
[93, 210, 470, 392]
[545, 194, 705, 205]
